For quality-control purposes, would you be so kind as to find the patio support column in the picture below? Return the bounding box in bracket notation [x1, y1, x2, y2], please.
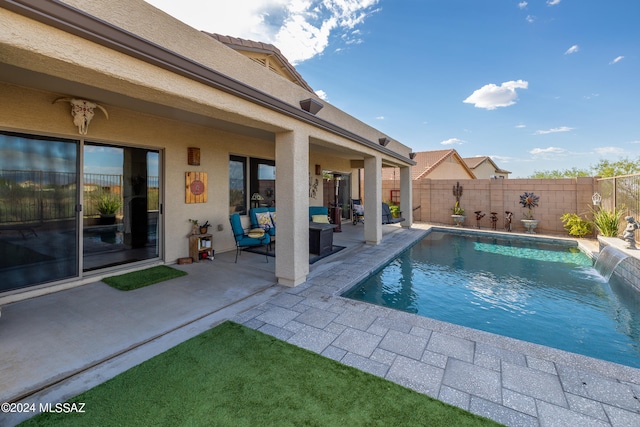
[275, 130, 309, 286]
[399, 165, 412, 227]
[363, 155, 382, 245]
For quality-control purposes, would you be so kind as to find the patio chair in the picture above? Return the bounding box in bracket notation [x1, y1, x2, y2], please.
[382, 202, 404, 224]
[351, 199, 364, 225]
[229, 213, 271, 263]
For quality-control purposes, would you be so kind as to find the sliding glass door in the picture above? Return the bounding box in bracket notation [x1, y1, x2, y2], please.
[0, 132, 79, 292]
[83, 143, 160, 271]
[0, 133, 161, 292]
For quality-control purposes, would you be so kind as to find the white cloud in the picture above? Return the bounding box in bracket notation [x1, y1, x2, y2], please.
[518, 2, 528, 9]
[610, 56, 624, 64]
[376, 116, 385, 120]
[145, 0, 381, 64]
[564, 45, 579, 55]
[530, 147, 566, 155]
[490, 155, 513, 163]
[515, 124, 526, 128]
[526, 15, 535, 23]
[595, 147, 625, 155]
[315, 89, 328, 100]
[463, 80, 528, 110]
[440, 138, 465, 145]
[534, 126, 573, 135]
[547, 0, 561, 6]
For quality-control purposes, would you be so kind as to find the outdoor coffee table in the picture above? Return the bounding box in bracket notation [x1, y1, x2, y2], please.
[309, 223, 337, 256]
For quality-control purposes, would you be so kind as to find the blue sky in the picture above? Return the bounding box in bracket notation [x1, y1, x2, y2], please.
[146, 0, 640, 177]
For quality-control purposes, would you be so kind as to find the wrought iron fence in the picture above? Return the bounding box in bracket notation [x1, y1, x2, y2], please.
[0, 170, 77, 224]
[0, 170, 159, 224]
[598, 173, 640, 240]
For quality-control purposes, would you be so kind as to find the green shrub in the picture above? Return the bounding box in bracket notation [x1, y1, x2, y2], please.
[560, 213, 593, 238]
[591, 206, 624, 237]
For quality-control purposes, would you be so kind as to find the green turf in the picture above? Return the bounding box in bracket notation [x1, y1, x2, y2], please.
[21, 321, 503, 427]
[102, 265, 187, 291]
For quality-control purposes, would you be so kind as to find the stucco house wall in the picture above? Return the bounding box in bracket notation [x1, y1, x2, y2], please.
[0, 0, 414, 300]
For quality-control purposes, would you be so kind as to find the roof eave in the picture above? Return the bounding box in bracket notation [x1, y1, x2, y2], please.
[2, 0, 414, 166]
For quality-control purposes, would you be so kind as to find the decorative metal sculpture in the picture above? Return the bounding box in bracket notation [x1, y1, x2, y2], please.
[490, 212, 498, 230]
[53, 98, 108, 135]
[505, 211, 513, 232]
[474, 211, 485, 229]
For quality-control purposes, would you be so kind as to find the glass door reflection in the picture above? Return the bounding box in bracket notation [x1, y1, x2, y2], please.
[83, 143, 160, 271]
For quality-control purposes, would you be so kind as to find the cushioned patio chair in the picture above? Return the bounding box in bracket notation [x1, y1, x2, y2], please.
[382, 202, 404, 224]
[249, 207, 276, 239]
[229, 213, 271, 263]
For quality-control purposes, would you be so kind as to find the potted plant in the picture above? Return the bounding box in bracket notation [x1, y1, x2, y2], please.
[199, 220, 211, 235]
[451, 201, 465, 226]
[519, 192, 539, 233]
[93, 190, 122, 224]
[188, 219, 199, 235]
[451, 181, 465, 226]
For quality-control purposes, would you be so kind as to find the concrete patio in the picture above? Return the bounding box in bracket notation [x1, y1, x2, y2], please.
[1, 223, 639, 427]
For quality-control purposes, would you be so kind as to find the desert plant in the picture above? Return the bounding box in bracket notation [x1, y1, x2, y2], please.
[560, 213, 593, 238]
[92, 190, 122, 215]
[591, 206, 624, 237]
[451, 201, 465, 215]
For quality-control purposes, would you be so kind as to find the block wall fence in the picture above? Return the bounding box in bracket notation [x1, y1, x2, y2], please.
[381, 177, 599, 235]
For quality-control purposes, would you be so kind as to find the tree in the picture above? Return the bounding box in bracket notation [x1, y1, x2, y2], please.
[529, 156, 640, 178]
[592, 157, 640, 178]
[529, 167, 590, 179]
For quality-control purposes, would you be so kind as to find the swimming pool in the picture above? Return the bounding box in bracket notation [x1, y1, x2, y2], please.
[342, 230, 640, 368]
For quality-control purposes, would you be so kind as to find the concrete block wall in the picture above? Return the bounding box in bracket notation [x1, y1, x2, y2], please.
[386, 177, 599, 235]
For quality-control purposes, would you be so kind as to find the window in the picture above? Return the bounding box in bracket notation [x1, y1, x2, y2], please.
[229, 156, 275, 214]
[229, 156, 246, 215]
[390, 189, 400, 204]
[250, 158, 275, 208]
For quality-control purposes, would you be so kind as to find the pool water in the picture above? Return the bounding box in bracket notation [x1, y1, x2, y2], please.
[343, 231, 640, 368]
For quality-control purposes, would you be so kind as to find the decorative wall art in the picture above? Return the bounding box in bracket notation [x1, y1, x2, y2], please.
[309, 173, 318, 199]
[187, 147, 200, 165]
[185, 171, 207, 203]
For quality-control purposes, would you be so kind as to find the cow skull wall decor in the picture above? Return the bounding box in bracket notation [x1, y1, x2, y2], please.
[53, 97, 109, 135]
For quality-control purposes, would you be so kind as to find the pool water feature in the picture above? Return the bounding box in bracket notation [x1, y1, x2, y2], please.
[343, 230, 640, 368]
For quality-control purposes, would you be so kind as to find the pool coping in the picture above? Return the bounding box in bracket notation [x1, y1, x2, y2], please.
[335, 225, 640, 382]
[237, 223, 640, 426]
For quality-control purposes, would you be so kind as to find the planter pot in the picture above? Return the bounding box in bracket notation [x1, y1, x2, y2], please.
[99, 214, 116, 225]
[200, 227, 209, 235]
[521, 219, 539, 234]
[451, 215, 465, 227]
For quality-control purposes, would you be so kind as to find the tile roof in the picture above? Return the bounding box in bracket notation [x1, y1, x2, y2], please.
[462, 156, 511, 175]
[205, 32, 315, 93]
[382, 149, 476, 180]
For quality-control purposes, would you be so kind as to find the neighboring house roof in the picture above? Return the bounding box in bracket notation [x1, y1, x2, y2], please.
[382, 149, 475, 180]
[462, 156, 511, 176]
[205, 33, 315, 93]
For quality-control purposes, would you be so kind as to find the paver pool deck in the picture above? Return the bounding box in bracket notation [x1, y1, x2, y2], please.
[1, 223, 639, 426]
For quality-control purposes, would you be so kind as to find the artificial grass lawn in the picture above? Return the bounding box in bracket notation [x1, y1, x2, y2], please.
[102, 265, 187, 291]
[22, 322, 504, 427]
